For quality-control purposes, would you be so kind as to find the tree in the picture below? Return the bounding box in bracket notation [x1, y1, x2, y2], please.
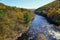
[23, 13, 32, 27]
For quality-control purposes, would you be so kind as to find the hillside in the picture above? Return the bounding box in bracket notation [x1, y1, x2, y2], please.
[0, 3, 35, 40]
[35, 0, 60, 27]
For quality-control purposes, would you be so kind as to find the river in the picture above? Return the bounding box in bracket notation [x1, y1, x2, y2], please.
[28, 15, 60, 40]
[17, 13, 60, 40]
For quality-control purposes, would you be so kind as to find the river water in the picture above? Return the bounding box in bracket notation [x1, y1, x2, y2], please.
[28, 15, 60, 40]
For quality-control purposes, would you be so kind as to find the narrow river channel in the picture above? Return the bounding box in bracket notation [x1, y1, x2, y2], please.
[28, 15, 60, 40]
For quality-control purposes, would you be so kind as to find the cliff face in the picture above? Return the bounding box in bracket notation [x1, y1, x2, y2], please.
[35, 0, 60, 25]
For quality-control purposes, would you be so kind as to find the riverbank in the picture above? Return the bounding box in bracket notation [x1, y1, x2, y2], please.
[17, 15, 60, 40]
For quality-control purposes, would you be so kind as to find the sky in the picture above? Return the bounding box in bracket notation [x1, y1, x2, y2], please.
[0, 0, 55, 9]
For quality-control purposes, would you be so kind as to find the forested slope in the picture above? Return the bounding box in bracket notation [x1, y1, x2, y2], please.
[35, 0, 60, 29]
[0, 3, 35, 40]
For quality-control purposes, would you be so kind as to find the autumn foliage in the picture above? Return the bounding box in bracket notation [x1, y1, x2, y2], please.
[35, 0, 60, 25]
[0, 3, 34, 40]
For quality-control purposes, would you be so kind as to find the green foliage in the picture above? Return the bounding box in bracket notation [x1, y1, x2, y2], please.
[0, 8, 7, 16]
[23, 13, 32, 24]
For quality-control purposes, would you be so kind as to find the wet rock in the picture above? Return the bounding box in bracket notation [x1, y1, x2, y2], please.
[36, 33, 46, 40]
[16, 31, 30, 40]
